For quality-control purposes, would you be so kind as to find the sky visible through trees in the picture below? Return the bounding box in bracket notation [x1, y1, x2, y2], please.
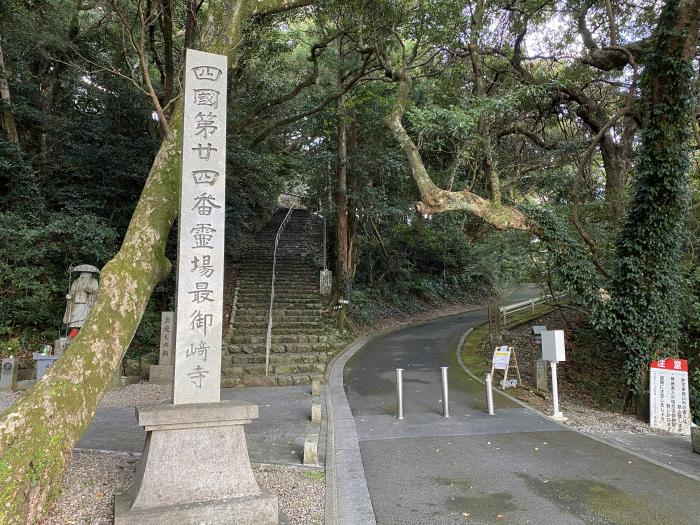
[0, 0, 699, 519]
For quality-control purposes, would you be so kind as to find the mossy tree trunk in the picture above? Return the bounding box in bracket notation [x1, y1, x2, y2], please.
[609, 0, 700, 388]
[0, 1, 311, 522]
[384, 73, 530, 231]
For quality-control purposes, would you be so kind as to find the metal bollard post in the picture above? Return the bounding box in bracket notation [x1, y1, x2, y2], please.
[550, 362, 565, 420]
[485, 373, 495, 416]
[441, 366, 449, 417]
[396, 368, 404, 419]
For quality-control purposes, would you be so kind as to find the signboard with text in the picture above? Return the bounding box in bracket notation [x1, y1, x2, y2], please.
[173, 49, 227, 405]
[650, 358, 690, 435]
[492, 346, 511, 370]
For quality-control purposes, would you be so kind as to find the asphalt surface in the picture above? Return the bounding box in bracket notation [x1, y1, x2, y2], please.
[78, 386, 323, 466]
[344, 284, 700, 524]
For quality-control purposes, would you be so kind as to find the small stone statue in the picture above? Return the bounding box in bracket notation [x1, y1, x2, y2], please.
[63, 264, 100, 337]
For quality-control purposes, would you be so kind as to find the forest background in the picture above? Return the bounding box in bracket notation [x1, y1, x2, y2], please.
[1, 0, 698, 414]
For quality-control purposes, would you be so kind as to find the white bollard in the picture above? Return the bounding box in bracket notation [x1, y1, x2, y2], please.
[396, 368, 404, 419]
[441, 367, 449, 418]
[550, 362, 566, 420]
[486, 373, 495, 416]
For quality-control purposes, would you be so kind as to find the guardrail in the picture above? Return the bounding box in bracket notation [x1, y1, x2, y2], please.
[500, 293, 565, 325]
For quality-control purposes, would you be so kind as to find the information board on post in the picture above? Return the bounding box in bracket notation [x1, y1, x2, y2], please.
[492, 346, 511, 370]
[173, 49, 227, 405]
[650, 358, 691, 435]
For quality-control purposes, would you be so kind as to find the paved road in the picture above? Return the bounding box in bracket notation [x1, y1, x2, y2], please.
[344, 285, 700, 524]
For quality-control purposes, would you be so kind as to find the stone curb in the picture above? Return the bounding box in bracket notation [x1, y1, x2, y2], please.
[455, 325, 700, 483]
[324, 336, 377, 525]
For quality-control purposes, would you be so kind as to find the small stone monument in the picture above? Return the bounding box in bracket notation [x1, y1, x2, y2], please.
[115, 49, 277, 524]
[535, 359, 548, 392]
[33, 346, 59, 381]
[319, 269, 332, 295]
[149, 311, 175, 384]
[532, 326, 548, 392]
[0, 357, 18, 392]
[311, 400, 321, 423]
[304, 434, 319, 466]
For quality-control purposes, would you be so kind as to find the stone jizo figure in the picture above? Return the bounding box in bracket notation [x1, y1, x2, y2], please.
[63, 264, 100, 337]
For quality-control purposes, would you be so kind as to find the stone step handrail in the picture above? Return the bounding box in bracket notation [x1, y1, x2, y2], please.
[265, 206, 295, 375]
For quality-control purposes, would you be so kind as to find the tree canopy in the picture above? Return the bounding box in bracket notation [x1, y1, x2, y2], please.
[0, 0, 699, 521]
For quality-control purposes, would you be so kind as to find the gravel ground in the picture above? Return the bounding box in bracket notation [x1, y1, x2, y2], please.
[42, 451, 324, 524]
[98, 383, 171, 408]
[501, 309, 669, 435]
[516, 388, 657, 434]
[2, 383, 171, 413]
[0, 391, 21, 412]
[255, 464, 325, 525]
[43, 450, 137, 525]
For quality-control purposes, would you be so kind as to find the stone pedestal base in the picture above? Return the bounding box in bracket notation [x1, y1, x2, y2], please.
[148, 364, 173, 384]
[115, 400, 278, 525]
[114, 491, 277, 524]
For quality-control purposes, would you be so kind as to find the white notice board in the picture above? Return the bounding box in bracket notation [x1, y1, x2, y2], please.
[492, 346, 511, 370]
[650, 358, 691, 435]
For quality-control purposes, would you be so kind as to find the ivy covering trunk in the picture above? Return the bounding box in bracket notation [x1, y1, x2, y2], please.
[609, 0, 700, 387]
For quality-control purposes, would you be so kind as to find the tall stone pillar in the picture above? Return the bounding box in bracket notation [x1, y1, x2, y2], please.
[115, 49, 277, 524]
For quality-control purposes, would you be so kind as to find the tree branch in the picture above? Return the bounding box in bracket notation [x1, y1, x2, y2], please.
[384, 73, 530, 231]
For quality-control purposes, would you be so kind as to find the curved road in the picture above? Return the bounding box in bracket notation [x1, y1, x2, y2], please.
[343, 285, 700, 524]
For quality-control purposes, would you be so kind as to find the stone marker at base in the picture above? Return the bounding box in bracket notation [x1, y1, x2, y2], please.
[0, 357, 18, 392]
[115, 49, 277, 525]
[535, 359, 548, 392]
[304, 434, 319, 466]
[311, 400, 321, 423]
[311, 378, 321, 396]
[33, 353, 59, 380]
[149, 311, 175, 384]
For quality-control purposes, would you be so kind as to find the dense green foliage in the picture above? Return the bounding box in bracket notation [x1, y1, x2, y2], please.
[1, 0, 699, 416]
[609, 0, 696, 385]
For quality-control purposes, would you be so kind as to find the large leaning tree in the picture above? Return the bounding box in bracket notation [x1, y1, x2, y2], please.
[0, 1, 312, 523]
[380, 0, 699, 388]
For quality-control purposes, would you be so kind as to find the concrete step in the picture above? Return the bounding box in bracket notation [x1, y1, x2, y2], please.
[233, 321, 322, 329]
[225, 342, 330, 354]
[221, 373, 323, 388]
[226, 361, 327, 376]
[233, 313, 321, 322]
[228, 334, 328, 344]
[237, 294, 321, 302]
[226, 352, 329, 366]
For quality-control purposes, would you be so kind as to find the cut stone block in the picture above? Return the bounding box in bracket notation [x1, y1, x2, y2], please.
[311, 378, 321, 397]
[148, 364, 173, 384]
[311, 401, 321, 423]
[0, 357, 18, 392]
[535, 359, 548, 392]
[33, 353, 59, 381]
[303, 434, 319, 466]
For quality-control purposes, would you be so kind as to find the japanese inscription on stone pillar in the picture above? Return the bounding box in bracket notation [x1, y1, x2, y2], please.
[173, 49, 227, 405]
[159, 311, 174, 366]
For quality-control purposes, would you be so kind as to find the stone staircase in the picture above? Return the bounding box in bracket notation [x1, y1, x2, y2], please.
[222, 208, 330, 387]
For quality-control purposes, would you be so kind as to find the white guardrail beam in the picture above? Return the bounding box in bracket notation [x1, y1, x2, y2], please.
[499, 293, 565, 324]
